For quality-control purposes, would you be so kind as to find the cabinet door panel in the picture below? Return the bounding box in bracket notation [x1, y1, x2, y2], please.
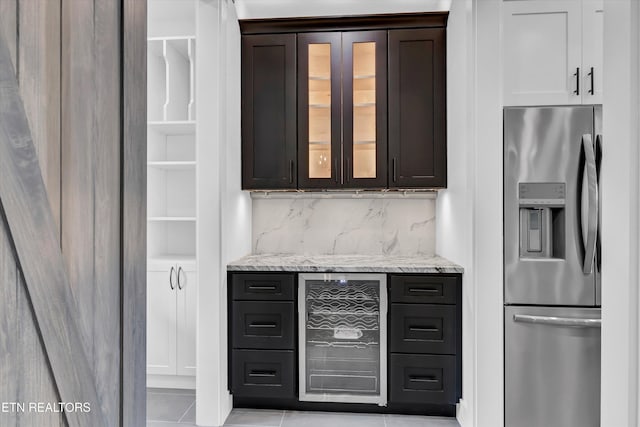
[503, 1, 582, 106]
[177, 265, 196, 376]
[147, 269, 178, 375]
[389, 28, 446, 188]
[582, 0, 603, 104]
[242, 34, 297, 189]
[342, 31, 388, 189]
[298, 32, 342, 189]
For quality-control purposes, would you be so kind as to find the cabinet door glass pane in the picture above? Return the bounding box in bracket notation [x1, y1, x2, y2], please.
[304, 279, 381, 397]
[308, 44, 332, 179]
[352, 42, 376, 179]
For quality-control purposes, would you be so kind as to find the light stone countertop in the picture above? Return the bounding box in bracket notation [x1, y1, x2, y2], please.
[227, 253, 463, 274]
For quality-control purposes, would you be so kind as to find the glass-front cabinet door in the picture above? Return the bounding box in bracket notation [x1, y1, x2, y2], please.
[298, 273, 388, 405]
[298, 33, 342, 189]
[342, 31, 387, 188]
[298, 32, 387, 189]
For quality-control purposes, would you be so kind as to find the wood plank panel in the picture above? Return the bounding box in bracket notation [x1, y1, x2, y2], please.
[0, 214, 18, 427]
[121, 0, 148, 425]
[16, 272, 63, 427]
[91, 1, 121, 426]
[16, 2, 65, 426]
[0, 34, 105, 427]
[60, 0, 96, 371]
[0, 0, 17, 72]
[18, 0, 62, 236]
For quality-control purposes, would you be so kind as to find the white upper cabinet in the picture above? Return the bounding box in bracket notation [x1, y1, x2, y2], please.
[582, 0, 603, 104]
[503, 0, 603, 106]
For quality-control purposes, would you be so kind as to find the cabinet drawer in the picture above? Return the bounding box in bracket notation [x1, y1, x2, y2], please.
[232, 301, 295, 349]
[390, 275, 458, 304]
[390, 304, 456, 354]
[232, 349, 295, 398]
[232, 273, 295, 301]
[389, 354, 456, 405]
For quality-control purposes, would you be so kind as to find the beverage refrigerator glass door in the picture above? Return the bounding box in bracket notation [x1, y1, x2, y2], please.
[298, 273, 388, 405]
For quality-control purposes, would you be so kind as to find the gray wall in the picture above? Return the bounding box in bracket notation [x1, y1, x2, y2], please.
[0, 1, 144, 425]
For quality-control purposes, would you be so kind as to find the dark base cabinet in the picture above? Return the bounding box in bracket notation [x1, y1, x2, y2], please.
[228, 272, 462, 415]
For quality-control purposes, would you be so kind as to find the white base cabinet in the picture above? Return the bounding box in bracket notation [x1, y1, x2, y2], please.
[147, 260, 197, 378]
[503, 0, 603, 106]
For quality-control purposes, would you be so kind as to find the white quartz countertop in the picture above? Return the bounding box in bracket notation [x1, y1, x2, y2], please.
[227, 253, 463, 274]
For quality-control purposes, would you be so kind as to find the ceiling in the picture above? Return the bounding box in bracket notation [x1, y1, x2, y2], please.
[233, 0, 451, 20]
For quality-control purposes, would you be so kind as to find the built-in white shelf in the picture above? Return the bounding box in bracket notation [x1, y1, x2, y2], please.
[148, 120, 196, 135]
[148, 216, 197, 222]
[148, 161, 196, 170]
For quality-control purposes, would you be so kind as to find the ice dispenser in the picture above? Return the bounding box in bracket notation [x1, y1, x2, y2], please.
[518, 183, 565, 259]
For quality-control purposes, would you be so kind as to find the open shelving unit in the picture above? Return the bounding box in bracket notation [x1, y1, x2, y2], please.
[147, 0, 198, 389]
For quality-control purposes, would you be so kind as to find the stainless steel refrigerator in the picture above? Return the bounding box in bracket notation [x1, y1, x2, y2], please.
[504, 106, 602, 427]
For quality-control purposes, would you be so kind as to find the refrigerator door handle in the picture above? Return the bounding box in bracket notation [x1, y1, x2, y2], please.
[581, 134, 598, 274]
[513, 314, 601, 328]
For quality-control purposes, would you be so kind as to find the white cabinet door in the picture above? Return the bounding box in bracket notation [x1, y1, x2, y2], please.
[582, 0, 603, 104]
[176, 264, 197, 376]
[503, 0, 582, 106]
[147, 268, 178, 375]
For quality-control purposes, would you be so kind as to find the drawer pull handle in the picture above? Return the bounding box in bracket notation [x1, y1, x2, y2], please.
[249, 322, 277, 328]
[409, 326, 439, 332]
[409, 288, 439, 294]
[248, 285, 277, 291]
[249, 370, 277, 377]
[409, 376, 439, 383]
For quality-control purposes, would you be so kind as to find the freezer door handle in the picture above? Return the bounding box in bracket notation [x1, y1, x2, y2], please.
[582, 134, 598, 274]
[513, 314, 601, 328]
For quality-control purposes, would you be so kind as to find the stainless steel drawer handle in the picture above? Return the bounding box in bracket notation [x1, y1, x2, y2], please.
[409, 376, 438, 383]
[409, 326, 439, 332]
[249, 370, 276, 377]
[513, 314, 601, 328]
[248, 285, 277, 291]
[249, 322, 277, 328]
[409, 288, 439, 294]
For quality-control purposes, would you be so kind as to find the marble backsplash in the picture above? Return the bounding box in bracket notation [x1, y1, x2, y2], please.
[252, 196, 436, 256]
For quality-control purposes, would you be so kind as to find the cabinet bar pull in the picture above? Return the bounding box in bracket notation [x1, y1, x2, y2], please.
[249, 370, 277, 377]
[409, 326, 439, 332]
[289, 159, 294, 184]
[409, 376, 438, 383]
[248, 285, 277, 291]
[573, 67, 580, 95]
[409, 288, 439, 294]
[169, 266, 176, 290]
[346, 157, 351, 183]
[249, 322, 277, 328]
[334, 158, 339, 183]
[588, 67, 594, 95]
[392, 158, 397, 183]
[177, 266, 185, 290]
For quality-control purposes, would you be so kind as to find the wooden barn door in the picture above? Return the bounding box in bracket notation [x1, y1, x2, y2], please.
[0, 1, 146, 426]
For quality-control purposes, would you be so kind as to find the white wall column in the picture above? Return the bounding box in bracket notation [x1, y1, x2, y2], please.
[195, 1, 251, 425]
[471, 1, 503, 426]
[601, 1, 639, 425]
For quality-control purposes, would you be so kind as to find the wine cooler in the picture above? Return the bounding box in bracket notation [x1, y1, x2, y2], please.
[298, 273, 387, 405]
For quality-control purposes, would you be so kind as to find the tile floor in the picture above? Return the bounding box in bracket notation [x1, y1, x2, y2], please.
[147, 389, 460, 427]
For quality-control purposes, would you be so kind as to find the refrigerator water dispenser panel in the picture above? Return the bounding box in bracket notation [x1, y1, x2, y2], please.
[518, 183, 565, 259]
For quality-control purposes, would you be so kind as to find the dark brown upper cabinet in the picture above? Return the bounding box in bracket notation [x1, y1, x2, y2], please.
[388, 28, 447, 188]
[241, 34, 297, 190]
[240, 13, 448, 191]
[298, 31, 387, 190]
